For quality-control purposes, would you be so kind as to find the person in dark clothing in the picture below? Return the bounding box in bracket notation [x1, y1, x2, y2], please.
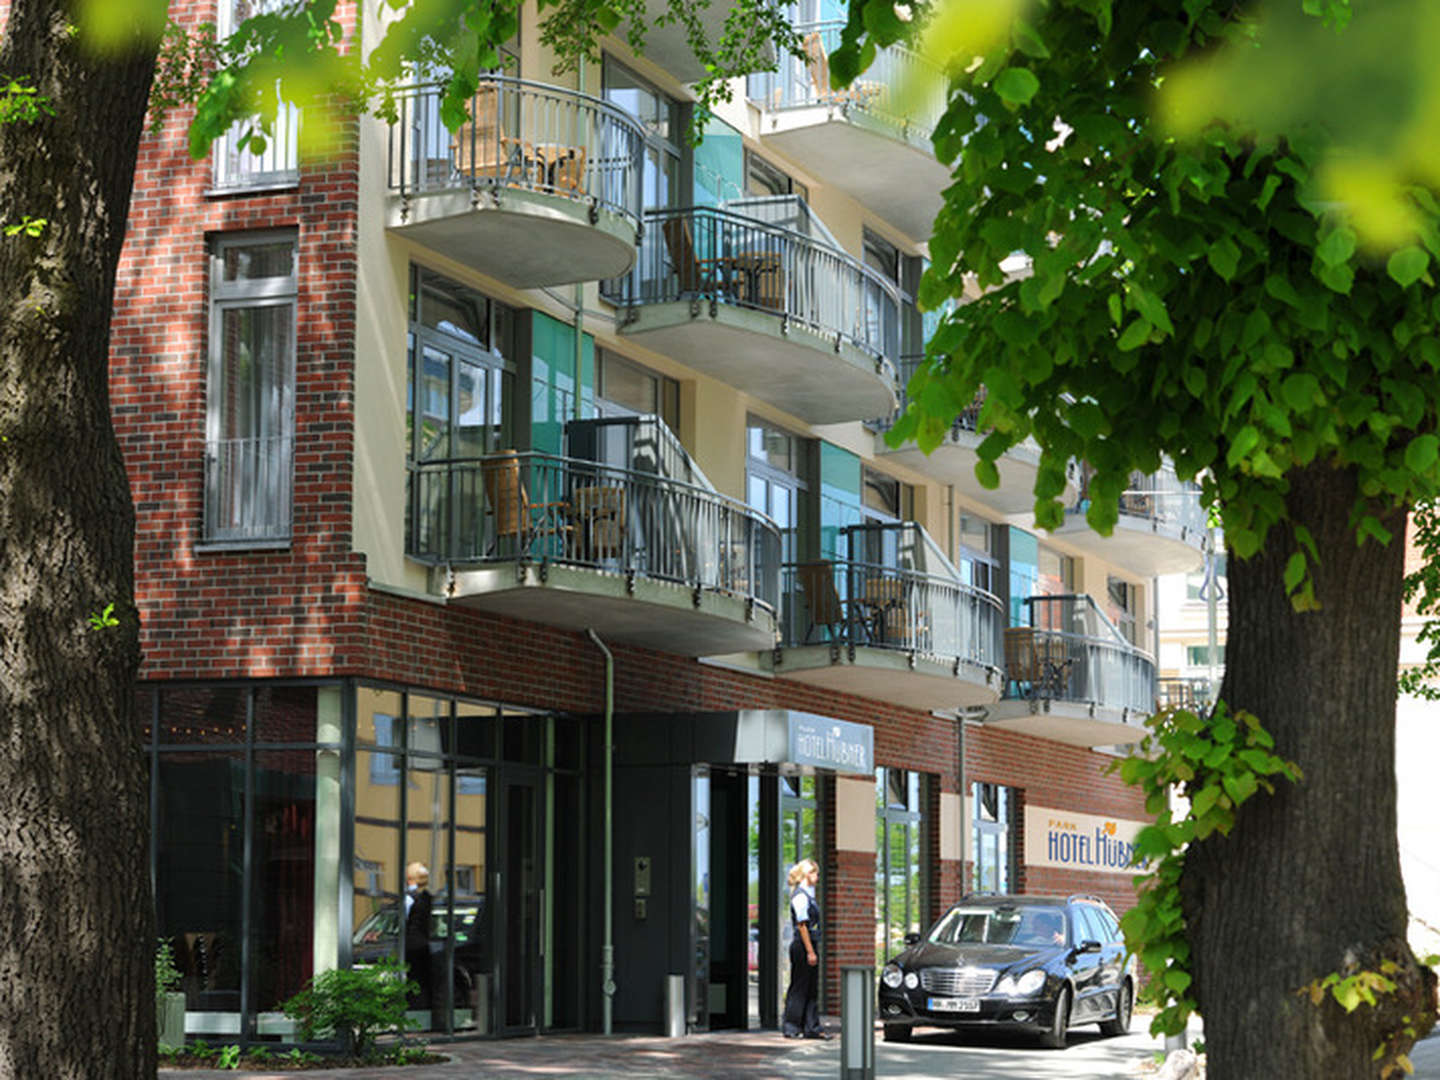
[404, 861, 433, 1008]
[781, 859, 829, 1039]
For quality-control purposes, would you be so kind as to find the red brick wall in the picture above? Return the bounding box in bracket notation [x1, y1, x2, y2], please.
[112, 0, 368, 682]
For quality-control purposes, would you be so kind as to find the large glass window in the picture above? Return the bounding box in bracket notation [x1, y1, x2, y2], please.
[861, 466, 912, 522]
[154, 684, 341, 1041]
[875, 768, 927, 967]
[971, 781, 1014, 893]
[596, 348, 680, 430]
[957, 512, 999, 593]
[212, 1, 300, 190]
[779, 774, 819, 1016]
[406, 267, 517, 560]
[746, 418, 805, 564]
[745, 151, 808, 202]
[603, 57, 682, 210]
[205, 233, 297, 545]
[1107, 576, 1139, 644]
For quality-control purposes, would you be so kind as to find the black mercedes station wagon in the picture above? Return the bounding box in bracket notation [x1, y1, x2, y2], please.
[878, 893, 1134, 1049]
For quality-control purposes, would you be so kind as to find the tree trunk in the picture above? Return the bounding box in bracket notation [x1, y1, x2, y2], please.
[1183, 463, 1438, 1078]
[0, 3, 157, 1077]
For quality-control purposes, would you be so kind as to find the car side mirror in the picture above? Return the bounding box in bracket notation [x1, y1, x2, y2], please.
[904, 932, 922, 946]
[1074, 938, 1102, 955]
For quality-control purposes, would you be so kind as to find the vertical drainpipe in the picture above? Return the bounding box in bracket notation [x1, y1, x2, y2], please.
[588, 628, 615, 1034]
[575, 56, 587, 425]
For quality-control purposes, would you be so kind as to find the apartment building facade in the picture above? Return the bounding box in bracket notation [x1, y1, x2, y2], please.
[109, 0, 1207, 1044]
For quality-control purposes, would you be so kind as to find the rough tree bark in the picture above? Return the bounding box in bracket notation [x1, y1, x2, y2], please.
[0, 2, 158, 1077]
[1183, 462, 1438, 1078]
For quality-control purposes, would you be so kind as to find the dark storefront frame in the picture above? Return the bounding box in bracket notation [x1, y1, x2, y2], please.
[140, 677, 580, 1046]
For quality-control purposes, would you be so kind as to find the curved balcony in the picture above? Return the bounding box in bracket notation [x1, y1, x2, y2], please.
[768, 526, 1005, 710]
[408, 451, 780, 655]
[602, 206, 899, 423]
[1052, 464, 1210, 577]
[984, 595, 1157, 747]
[387, 78, 645, 288]
[875, 369, 1081, 516]
[746, 21, 950, 242]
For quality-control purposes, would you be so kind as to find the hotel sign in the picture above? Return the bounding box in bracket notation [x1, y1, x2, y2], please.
[787, 714, 873, 775]
[1024, 805, 1146, 874]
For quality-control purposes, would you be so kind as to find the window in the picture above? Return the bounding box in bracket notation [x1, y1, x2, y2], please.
[212, 1, 300, 190]
[406, 267, 517, 559]
[1038, 546, 1075, 595]
[861, 466, 913, 522]
[971, 781, 1014, 893]
[1187, 644, 1226, 667]
[1107, 576, 1139, 644]
[745, 151, 808, 202]
[957, 513, 999, 593]
[597, 349, 680, 430]
[746, 418, 805, 563]
[603, 58, 682, 211]
[205, 233, 297, 544]
[876, 768, 928, 966]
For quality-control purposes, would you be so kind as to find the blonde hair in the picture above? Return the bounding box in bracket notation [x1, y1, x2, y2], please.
[406, 861, 430, 888]
[787, 859, 817, 887]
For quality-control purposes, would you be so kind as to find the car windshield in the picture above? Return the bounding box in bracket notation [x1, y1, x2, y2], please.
[352, 900, 480, 946]
[928, 906, 1067, 947]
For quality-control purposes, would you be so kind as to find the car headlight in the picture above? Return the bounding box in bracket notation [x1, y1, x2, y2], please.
[882, 964, 903, 988]
[903, 972, 920, 989]
[996, 969, 1046, 996]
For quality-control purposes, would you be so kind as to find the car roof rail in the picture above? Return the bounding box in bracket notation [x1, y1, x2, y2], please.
[1065, 893, 1111, 908]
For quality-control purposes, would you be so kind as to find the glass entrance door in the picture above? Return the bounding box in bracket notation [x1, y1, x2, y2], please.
[497, 771, 544, 1034]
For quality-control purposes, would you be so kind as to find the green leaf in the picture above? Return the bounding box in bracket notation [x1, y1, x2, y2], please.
[1281, 373, 1321, 411]
[1011, 17, 1051, 59]
[1387, 245, 1429, 288]
[1162, 968, 1193, 993]
[1207, 237, 1240, 282]
[1118, 318, 1152, 351]
[1316, 226, 1357, 268]
[975, 458, 1000, 489]
[1406, 434, 1440, 473]
[1226, 425, 1261, 467]
[1284, 551, 1306, 594]
[994, 67, 1041, 108]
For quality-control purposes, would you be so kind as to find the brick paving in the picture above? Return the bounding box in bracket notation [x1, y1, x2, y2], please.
[160, 1027, 837, 1080]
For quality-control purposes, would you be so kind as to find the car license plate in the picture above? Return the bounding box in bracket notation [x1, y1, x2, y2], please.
[928, 997, 980, 1013]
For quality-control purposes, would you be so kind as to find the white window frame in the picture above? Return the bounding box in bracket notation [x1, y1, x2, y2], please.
[211, 0, 301, 191]
[203, 231, 299, 546]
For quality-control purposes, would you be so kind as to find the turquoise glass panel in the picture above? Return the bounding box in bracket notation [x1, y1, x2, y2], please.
[530, 313, 595, 454]
[693, 116, 745, 206]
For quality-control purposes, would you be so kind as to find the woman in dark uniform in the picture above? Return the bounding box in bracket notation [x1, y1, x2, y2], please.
[781, 859, 829, 1039]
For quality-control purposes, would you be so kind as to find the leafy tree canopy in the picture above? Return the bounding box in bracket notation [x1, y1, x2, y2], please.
[116, 0, 801, 159]
[844, 0, 1440, 609]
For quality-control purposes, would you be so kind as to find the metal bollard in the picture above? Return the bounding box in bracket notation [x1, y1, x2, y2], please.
[663, 974, 686, 1038]
[840, 966, 874, 1080]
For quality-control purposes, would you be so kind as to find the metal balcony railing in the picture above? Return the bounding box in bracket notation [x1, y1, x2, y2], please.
[387, 77, 646, 233]
[601, 205, 902, 369]
[778, 557, 1004, 674]
[212, 105, 301, 191]
[746, 20, 947, 147]
[204, 435, 294, 543]
[407, 451, 782, 612]
[1156, 676, 1216, 715]
[1074, 462, 1209, 537]
[1004, 594, 1157, 715]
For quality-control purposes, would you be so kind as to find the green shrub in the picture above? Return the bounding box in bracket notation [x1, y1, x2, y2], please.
[279, 958, 417, 1059]
[217, 1044, 241, 1070]
[154, 939, 182, 1015]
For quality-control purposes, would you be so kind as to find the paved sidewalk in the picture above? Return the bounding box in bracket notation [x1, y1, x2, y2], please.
[160, 1026, 836, 1080]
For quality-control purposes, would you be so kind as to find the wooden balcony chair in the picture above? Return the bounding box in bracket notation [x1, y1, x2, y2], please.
[796, 561, 873, 644]
[480, 450, 570, 556]
[451, 82, 532, 186]
[1003, 626, 1072, 699]
[661, 216, 737, 298]
[571, 483, 626, 561]
[863, 575, 923, 648]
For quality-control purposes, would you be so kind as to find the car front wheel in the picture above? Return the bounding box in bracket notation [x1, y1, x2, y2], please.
[1039, 987, 1070, 1050]
[1099, 979, 1132, 1037]
[882, 1023, 912, 1043]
